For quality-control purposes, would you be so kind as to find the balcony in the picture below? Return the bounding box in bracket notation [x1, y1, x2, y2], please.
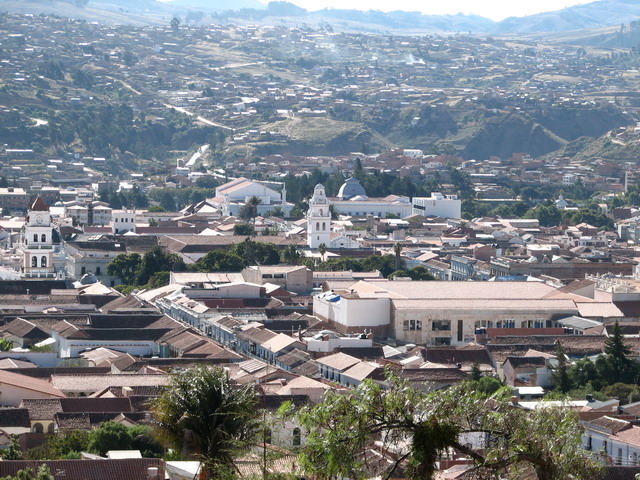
[25, 245, 53, 250]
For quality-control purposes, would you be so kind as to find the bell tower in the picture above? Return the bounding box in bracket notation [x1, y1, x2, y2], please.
[21, 197, 55, 278]
[307, 184, 331, 249]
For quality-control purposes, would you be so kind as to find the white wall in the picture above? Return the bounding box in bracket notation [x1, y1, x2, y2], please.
[313, 296, 390, 328]
[0, 352, 58, 367]
[306, 336, 373, 353]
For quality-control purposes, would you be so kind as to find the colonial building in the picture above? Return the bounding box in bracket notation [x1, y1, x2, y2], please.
[307, 184, 331, 249]
[330, 177, 412, 218]
[19, 197, 59, 279]
[210, 177, 293, 217]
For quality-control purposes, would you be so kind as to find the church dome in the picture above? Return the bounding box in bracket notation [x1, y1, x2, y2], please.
[337, 177, 367, 200]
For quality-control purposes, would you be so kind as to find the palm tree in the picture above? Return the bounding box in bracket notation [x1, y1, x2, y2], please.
[318, 243, 327, 263]
[393, 242, 403, 271]
[282, 244, 302, 265]
[152, 366, 259, 478]
[239, 196, 261, 221]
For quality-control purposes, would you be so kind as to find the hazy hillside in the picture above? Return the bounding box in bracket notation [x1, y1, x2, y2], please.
[495, 0, 640, 34]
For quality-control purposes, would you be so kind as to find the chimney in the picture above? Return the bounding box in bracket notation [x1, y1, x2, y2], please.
[511, 396, 519, 405]
[147, 467, 159, 479]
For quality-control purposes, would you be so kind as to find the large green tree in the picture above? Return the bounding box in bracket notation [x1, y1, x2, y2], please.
[197, 250, 246, 272]
[293, 373, 601, 480]
[137, 247, 186, 285]
[152, 366, 259, 477]
[106, 253, 141, 286]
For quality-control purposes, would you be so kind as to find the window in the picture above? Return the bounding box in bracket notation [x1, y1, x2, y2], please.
[41, 234, 46, 242]
[322, 222, 326, 231]
[33, 234, 38, 242]
[316, 222, 319, 230]
[47, 423, 55, 434]
[432, 320, 451, 331]
[96, 267, 101, 275]
[33, 423, 43, 433]
[403, 320, 422, 331]
[293, 428, 301, 447]
[81, 267, 86, 275]
[41, 256, 47, 268]
[434, 337, 451, 346]
[586, 436, 592, 451]
[617, 448, 623, 465]
[32, 256, 37, 268]
[604, 440, 608, 454]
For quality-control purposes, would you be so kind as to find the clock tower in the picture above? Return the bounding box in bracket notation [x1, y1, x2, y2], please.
[21, 197, 55, 278]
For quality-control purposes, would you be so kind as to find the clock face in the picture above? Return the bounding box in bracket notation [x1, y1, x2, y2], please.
[35, 215, 43, 224]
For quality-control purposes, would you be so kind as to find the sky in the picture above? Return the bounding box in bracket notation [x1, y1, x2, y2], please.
[278, 0, 589, 22]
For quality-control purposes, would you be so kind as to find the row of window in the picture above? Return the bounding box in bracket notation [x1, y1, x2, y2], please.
[402, 320, 454, 331]
[31, 256, 47, 268]
[31, 234, 47, 242]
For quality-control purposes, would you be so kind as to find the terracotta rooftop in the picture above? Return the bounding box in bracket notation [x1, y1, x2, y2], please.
[0, 459, 164, 480]
[29, 196, 49, 212]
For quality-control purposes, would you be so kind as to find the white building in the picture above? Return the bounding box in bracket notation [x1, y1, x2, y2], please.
[307, 184, 331, 249]
[111, 209, 136, 234]
[313, 280, 598, 346]
[211, 177, 293, 216]
[19, 197, 58, 279]
[330, 177, 412, 218]
[412, 193, 461, 218]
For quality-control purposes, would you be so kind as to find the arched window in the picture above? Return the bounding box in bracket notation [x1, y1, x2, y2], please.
[33, 234, 38, 242]
[41, 256, 47, 268]
[47, 423, 55, 434]
[316, 222, 319, 230]
[322, 222, 326, 231]
[319, 209, 323, 216]
[41, 234, 46, 242]
[292, 427, 301, 447]
[32, 256, 37, 268]
[33, 423, 43, 433]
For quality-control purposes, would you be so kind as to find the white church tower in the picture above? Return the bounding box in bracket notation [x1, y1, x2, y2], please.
[307, 184, 331, 249]
[21, 197, 55, 278]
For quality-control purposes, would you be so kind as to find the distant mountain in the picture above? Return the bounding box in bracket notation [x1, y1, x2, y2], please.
[213, 0, 640, 34]
[492, 0, 640, 34]
[164, 0, 266, 12]
[4, 0, 640, 34]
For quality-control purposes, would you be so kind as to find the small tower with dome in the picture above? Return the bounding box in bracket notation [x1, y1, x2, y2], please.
[307, 184, 331, 249]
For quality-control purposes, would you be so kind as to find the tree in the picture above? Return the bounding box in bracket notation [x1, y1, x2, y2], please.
[293, 372, 601, 480]
[106, 253, 141, 286]
[0, 338, 13, 352]
[197, 250, 246, 272]
[152, 366, 259, 477]
[2, 436, 23, 460]
[137, 247, 186, 285]
[233, 224, 256, 236]
[282, 244, 302, 265]
[553, 342, 572, 394]
[393, 243, 403, 271]
[239, 196, 261, 221]
[318, 243, 327, 263]
[470, 363, 482, 382]
[230, 239, 280, 266]
[602, 321, 638, 384]
[88, 421, 132, 456]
